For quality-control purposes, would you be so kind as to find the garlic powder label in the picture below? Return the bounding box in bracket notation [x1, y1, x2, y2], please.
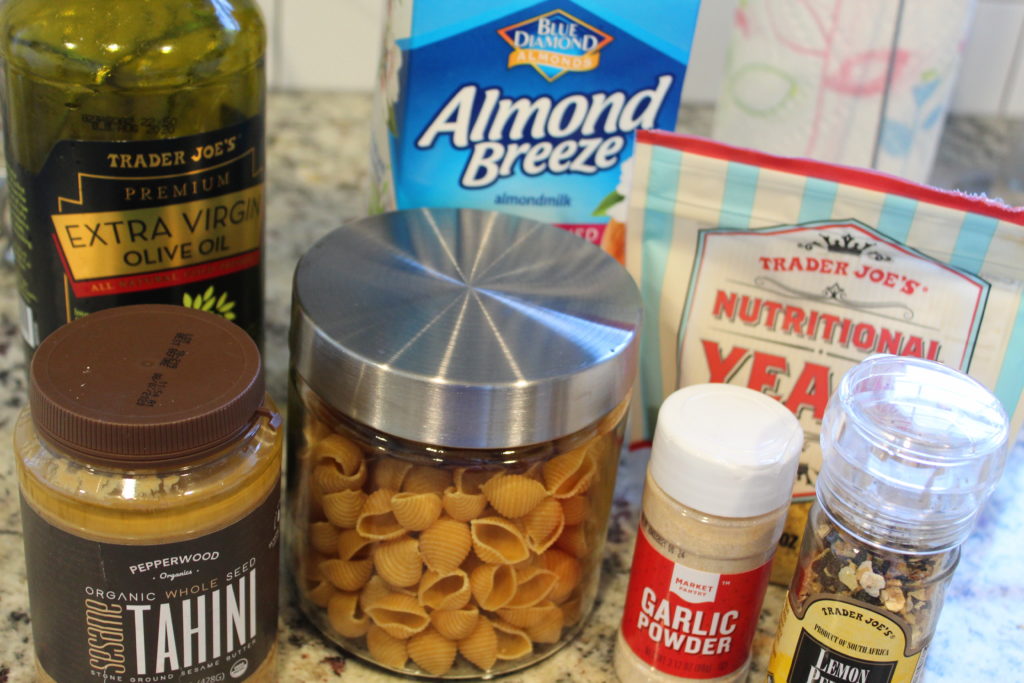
[621, 524, 773, 679]
[679, 219, 989, 500]
[670, 564, 720, 604]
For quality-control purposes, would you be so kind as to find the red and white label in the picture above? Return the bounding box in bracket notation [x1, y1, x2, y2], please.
[620, 527, 772, 679]
[679, 220, 987, 500]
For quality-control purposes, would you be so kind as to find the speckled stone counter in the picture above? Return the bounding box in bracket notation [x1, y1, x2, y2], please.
[0, 93, 1021, 682]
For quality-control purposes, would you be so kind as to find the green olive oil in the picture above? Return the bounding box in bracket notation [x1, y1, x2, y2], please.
[0, 0, 266, 350]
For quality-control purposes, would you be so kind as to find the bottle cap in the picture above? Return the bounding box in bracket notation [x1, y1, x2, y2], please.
[29, 304, 264, 466]
[819, 354, 1009, 551]
[649, 384, 803, 518]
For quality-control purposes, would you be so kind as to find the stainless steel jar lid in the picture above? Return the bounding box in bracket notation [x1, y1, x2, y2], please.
[290, 209, 641, 449]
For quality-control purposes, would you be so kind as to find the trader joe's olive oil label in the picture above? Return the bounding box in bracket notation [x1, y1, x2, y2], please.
[9, 117, 264, 349]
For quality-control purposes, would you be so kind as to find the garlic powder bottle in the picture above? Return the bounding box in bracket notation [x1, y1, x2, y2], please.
[616, 384, 803, 682]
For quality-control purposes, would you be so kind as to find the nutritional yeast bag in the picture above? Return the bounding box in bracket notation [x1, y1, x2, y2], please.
[625, 130, 1024, 583]
[370, 0, 702, 260]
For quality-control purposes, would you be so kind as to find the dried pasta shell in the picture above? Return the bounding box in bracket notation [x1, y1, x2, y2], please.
[497, 600, 560, 629]
[420, 517, 472, 572]
[323, 489, 367, 529]
[522, 497, 565, 554]
[366, 592, 430, 640]
[367, 624, 409, 669]
[311, 434, 367, 492]
[481, 474, 547, 519]
[327, 591, 369, 639]
[304, 551, 328, 583]
[309, 521, 341, 556]
[543, 446, 596, 498]
[442, 486, 487, 522]
[313, 433, 363, 472]
[402, 465, 452, 494]
[453, 468, 489, 494]
[391, 491, 443, 532]
[492, 619, 533, 661]
[560, 595, 584, 625]
[374, 536, 423, 588]
[460, 552, 483, 576]
[507, 566, 557, 608]
[539, 549, 581, 603]
[560, 495, 589, 526]
[470, 517, 530, 565]
[359, 575, 392, 611]
[302, 413, 333, 445]
[525, 604, 565, 643]
[356, 488, 404, 540]
[306, 580, 336, 608]
[521, 461, 546, 483]
[540, 446, 598, 499]
[554, 523, 588, 558]
[431, 605, 479, 641]
[313, 460, 367, 495]
[418, 568, 471, 611]
[308, 487, 326, 523]
[336, 528, 374, 561]
[458, 617, 498, 672]
[469, 564, 517, 612]
[320, 557, 374, 592]
[371, 458, 412, 490]
[407, 627, 457, 677]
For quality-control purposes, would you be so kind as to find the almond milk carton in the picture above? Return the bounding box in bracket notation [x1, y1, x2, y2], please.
[370, 0, 702, 260]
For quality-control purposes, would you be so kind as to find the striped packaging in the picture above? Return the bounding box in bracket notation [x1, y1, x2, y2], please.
[625, 130, 1024, 583]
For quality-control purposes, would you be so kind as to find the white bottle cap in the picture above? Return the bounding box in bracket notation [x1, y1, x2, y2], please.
[649, 384, 804, 518]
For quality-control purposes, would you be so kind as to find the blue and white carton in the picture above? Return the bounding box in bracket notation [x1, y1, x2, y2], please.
[370, 0, 702, 261]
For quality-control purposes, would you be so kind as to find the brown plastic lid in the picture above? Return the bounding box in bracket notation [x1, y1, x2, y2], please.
[29, 304, 264, 466]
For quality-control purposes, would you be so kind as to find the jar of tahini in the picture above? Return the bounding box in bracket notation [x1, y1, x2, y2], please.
[287, 208, 642, 678]
[15, 304, 282, 683]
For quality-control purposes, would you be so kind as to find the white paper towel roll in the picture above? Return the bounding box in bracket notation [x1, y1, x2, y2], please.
[712, 0, 975, 183]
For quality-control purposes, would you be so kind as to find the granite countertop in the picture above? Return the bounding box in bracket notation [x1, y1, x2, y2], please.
[0, 93, 1022, 682]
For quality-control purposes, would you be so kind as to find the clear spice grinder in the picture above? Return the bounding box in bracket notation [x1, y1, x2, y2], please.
[768, 355, 1010, 681]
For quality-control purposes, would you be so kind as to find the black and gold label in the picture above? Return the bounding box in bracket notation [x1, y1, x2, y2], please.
[10, 117, 264, 350]
[20, 483, 281, 682]
[767, 595, 924, 682]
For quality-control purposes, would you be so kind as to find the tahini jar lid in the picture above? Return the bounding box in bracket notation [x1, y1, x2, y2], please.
[650, 384, 804, 518]
[290, 208, 642, 449]
[29, 304, 264, 465]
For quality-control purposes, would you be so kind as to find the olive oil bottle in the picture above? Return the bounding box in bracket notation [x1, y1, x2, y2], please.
[0, 0, 266, 351]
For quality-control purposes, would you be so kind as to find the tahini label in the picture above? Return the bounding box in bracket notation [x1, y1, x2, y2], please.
[20, 484, 280, 682]
[767, 595, 924, 682]
[620, 520, 772, 679]
[10, 117, 265, 350]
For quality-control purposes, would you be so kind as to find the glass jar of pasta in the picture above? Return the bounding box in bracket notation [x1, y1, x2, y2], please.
[287, 209, 642, 678]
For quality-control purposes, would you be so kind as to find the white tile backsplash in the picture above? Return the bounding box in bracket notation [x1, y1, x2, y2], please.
[277, 0, 383, 91]
[265, 0, 1024, 117]
[952, 1, 1024, 115]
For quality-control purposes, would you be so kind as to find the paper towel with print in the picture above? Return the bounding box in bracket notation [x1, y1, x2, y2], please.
[712, 0, 974, 183]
